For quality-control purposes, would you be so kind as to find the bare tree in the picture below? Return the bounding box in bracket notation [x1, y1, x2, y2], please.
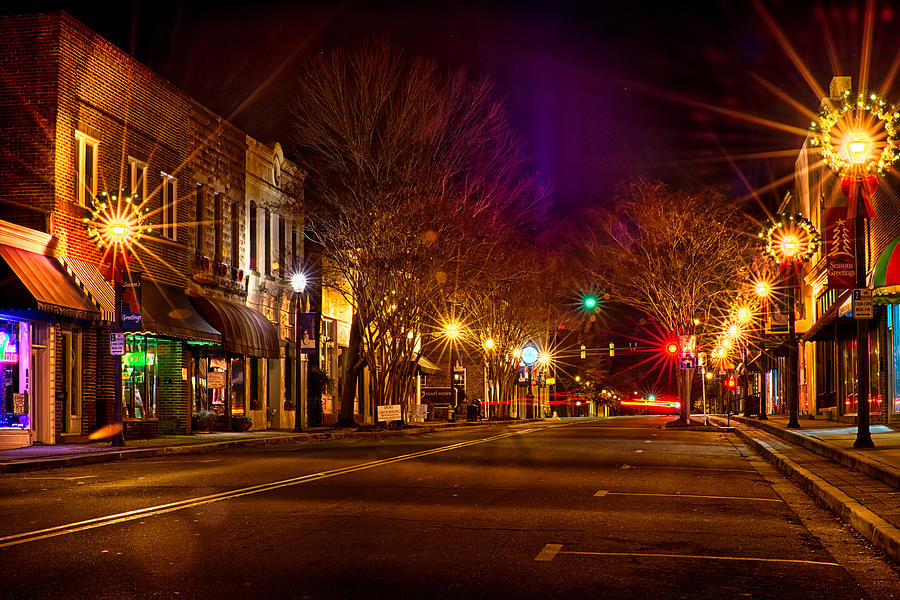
[579, 179, 756, 425]
[292, 40, 545, 424]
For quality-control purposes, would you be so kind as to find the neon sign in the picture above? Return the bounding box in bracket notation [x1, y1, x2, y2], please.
[0, 332, 17, 364]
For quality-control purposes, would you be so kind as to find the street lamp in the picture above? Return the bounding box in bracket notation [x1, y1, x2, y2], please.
[443, 319, 462, 415]
[761, 214, 820, 428]
[754, 278, 772, 420]
[291, 271, 307, 432]
[808, 89, 900, 447]
[85, 190, 149, 447]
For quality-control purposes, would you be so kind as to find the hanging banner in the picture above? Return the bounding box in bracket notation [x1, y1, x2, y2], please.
[825, 206, 855, 289]
[121, 273, 143, 332]
[299, 312, 318, 354]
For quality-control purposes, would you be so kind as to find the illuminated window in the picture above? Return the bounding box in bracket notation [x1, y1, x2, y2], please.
[126, 158, 147, 201]
[231, 200, 240, 268]
[264, 208, 272, 276]
[214, 192, 223, 260]
[195, 183, 205, 250]
[161, 173, 177, 240]
[277, 215, 285, 278]
[249, 200, 258, 271]
[73, 131, 98, 207]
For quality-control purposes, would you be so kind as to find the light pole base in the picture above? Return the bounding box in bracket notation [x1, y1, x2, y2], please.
[787, 419, 800, 428]
[853, 435, 875, 449]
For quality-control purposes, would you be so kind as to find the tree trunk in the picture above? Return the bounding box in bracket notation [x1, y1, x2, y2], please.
[677, 368, 693, 425]
[338, 311, 363, 427]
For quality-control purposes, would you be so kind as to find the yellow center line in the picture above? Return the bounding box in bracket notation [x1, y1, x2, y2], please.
[0, 427, 540, 549]
[559, 550, 839, 567]
[594, 490, 782, 502]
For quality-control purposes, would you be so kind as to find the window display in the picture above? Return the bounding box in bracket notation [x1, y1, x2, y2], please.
[123, 334, 157, 419]
[0, 321, 29, 429]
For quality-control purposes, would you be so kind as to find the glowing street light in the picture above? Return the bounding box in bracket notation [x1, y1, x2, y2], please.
[845, 130, 872, 166]
[755, 281, 771, 298]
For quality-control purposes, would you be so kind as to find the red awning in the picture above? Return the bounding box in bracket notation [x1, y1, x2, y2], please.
[0, 245, 99, 320]
[189, 292, 279, 358]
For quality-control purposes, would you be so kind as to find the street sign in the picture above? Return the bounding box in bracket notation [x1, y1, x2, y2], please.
[377, 404, 402, 422]
[852, 288, 873, 319]
[678, 335, 697, 370]
[110, 332, 126, 356]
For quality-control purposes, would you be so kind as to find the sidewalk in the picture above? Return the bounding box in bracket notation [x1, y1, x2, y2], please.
[706, 413, 900, 565]
[0, 420, 498, 474]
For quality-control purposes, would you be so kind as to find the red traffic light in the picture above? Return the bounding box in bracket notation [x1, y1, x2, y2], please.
[726, 376, 736, 389]
[665, 343, 678, 356]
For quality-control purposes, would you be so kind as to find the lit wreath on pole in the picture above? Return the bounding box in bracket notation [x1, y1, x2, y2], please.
[84, 190, 150, 277]
[760, 214, 820, 265]
[808, 89, 900, 177]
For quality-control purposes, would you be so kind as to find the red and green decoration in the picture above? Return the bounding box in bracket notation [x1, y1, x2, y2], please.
[873, 236, 900, 303]
[83, 190, 150, 281]
[760, 214, 820, 265]
[808, 89, 900, 178]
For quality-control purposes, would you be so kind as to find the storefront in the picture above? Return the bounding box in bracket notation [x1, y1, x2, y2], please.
[189, 291, 279, 430]
[0, 222, 100, 448]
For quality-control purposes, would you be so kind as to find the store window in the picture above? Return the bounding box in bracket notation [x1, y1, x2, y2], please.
[0, 321, 30, 429]
[74, 131, 98, 207]
[122, 334, 158, 419]
[230, 357, 245, 415]
[192, 353, 226, 415]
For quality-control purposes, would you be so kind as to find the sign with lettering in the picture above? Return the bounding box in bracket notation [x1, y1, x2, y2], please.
[414, 404, 428, 420]
[377, 404, 402, 422]
[825, 207, 855, 289]
[207, 371, 226, 389]
[421, 387, 453, 404]
[121, 273, 143, 332]
[110, 332, 126, 355]
[852, 288, 873, 319]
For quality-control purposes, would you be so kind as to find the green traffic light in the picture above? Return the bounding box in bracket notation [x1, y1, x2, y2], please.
[583, 295, 598, 310]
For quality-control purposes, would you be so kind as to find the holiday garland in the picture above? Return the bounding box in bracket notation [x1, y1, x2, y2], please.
[760, 214, 820, 263]
[808, 89, 900, 177]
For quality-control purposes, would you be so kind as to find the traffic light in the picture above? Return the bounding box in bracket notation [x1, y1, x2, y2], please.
[583, 295, 598, 310]
[726, 376, 736, 389]
[580, 344, 586, 359]
[609, 342, 615, 357]
[665, 342, 678, 356]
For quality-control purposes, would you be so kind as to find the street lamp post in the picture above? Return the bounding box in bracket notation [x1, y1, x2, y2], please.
[291, 271, 307, 432]
[761, 215, 820, 429]
[85, 190, 148, 448]
[755, 281, 771, 420]
[846, 134, 876, 448]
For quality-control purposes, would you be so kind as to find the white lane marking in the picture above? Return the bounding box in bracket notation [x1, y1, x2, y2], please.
[593, 491, 782, 502]
[534, 543, 563, 561]
[634, 450, 643, 453]
[621, 464, 631, 470]
[0, 427, 543, 548]
[559, 550, 839, 567]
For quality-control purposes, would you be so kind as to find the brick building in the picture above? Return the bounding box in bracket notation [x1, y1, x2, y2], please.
[0, 12, 305, 448]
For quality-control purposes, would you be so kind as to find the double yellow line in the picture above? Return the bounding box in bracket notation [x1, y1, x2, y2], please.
[0, 427, 538, 549]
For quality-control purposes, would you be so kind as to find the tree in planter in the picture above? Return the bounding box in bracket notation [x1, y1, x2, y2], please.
[292, 40, 545, 425]
[577, 179, 756, 426]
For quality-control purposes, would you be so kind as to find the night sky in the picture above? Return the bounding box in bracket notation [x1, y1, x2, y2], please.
[21, 1, 900, 216]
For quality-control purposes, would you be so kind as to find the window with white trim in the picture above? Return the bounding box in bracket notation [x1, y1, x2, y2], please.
[161, 173, 177, 240]
[127, 158, 147, 202]
[74, 131, 98, 207]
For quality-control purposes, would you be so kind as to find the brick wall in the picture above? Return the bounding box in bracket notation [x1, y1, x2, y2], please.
[0, 13, 60, 232]
[155, 339, 186, 434]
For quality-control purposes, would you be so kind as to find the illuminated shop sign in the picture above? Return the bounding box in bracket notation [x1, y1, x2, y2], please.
[0, 331, 17, 364]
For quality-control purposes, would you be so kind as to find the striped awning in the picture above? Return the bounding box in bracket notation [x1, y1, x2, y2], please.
[0, 244, 99, 321]
[417, 356, 441, 375]
[62, 257, 115, 321]
[189, 292, 279, 358]
[873, 236, 900, 303]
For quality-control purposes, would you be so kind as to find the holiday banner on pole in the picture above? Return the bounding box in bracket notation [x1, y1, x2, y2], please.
[121, 272, 142, 332]
[825, 206, 855, 289]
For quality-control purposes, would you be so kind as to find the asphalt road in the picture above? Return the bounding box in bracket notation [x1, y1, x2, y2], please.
[0, 417, 897, 599]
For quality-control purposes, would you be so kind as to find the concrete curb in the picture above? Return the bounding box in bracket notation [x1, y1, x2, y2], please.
[731, 416, 900, 490]
[732, 426, 900, 565]
[0, 420, 530, 474]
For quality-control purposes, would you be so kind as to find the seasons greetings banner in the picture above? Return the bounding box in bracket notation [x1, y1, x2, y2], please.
[825, 207, 855, 289]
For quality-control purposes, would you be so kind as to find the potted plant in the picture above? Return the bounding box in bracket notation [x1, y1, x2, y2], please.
[231, 414, 252, 432]
[191, 410, 217, 432]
